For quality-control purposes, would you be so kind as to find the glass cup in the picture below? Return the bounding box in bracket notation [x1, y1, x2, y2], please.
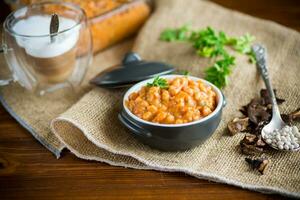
[0, 1, 92, 95]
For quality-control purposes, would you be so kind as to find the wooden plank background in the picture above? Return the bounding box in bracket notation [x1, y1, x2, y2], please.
[0, 0, 299, 199]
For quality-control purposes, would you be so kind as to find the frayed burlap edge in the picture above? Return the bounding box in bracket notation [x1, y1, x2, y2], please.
[0, 95, 64, 158]
[51, 117, 300, 198]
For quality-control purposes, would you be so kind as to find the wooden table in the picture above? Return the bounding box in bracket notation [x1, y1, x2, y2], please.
[0, 0, 299, 199]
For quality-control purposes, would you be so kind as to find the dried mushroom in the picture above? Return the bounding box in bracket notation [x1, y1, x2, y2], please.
[260, 89, 285, 106]
[291, 108, 300, 121]
[242, 134, 257, 144]
[247, 98, 270, 124]
[226, 88, 292, 175]
[245, 157, 270, 175]
[228, 117, 249, 136]
[240, 134, 265, 156]
[231, 89, 286, 137]
[239, 89, 285, 132]
[281, 107, 300, 124]
[240, 143, 264, 156]
[255, 135, 266, 148]
[250, 120, 269, 135]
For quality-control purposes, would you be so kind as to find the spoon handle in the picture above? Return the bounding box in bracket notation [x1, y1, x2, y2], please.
[50, 14, 59, 43]
[252, 44, 281, 117]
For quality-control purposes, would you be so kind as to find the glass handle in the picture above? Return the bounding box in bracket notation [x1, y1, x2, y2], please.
[0, 44, 13, 86]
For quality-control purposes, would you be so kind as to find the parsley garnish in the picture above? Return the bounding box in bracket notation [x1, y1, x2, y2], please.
[160, 26, 256, 88]
[147, 76, 169, 89]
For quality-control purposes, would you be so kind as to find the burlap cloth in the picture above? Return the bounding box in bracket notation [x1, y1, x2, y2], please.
[1, 0, 300, 197]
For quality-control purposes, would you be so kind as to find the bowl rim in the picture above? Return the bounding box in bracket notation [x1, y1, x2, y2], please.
[123, 74, 224, 127]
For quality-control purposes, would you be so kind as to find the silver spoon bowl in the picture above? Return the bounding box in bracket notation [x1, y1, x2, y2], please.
[252, 44, 300, 152]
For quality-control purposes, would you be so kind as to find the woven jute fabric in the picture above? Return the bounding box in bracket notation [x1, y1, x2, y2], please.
[1, 0, 300, 197]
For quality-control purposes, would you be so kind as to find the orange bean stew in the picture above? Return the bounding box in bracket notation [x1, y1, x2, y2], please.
[126, 77, 218, 124]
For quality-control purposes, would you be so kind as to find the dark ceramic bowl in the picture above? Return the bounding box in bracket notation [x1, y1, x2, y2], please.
[118, 75, 226, 151]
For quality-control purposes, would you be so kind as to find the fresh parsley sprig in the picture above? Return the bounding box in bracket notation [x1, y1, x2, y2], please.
[147, 76, 169, 89]
[160, 25, 190, 42]
[159, 26, 256, 88]
[229, 33, 256, 63]
[190, 27, 229, 58]
[204, 55, 235, 89]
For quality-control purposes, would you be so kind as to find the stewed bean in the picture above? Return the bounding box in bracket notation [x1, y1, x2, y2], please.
[126, 77, 217, 124]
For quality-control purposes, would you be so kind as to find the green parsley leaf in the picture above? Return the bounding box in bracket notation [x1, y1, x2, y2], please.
[159, 25, 256, 88]
[204, 56, 235, 88]
[191, 27, 227, 58]
[247, 49, 257, 64]
[159, 25, 191, 42]
[147, 76, 169, 89]
[232, 33, 255, 54]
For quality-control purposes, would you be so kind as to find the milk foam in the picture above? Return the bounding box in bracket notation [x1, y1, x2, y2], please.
[12, 15, 80, 58]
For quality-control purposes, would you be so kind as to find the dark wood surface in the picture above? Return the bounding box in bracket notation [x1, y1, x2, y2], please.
[0, 0, 299, 199]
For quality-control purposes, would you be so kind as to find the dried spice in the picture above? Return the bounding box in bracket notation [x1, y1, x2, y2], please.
[242, 133, 257, 144]
[240, 134, 266, 155]
[281, 107, 300, 125]
[236, 89, 285, 135]
[256, 135, 267, 148]
[260, 89, 285, 106]
[241, 143, 264, 156]
[245, 157, 270, 175]
[229, 89, 286, 136]
[290, 108, 300, 121]
[227, 88, 299, 174]
[247, 98, 271, 124]
[250, 120, 269, 135]
[227, 117, 249, 136]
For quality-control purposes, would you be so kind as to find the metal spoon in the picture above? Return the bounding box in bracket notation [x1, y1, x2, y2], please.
[50, 14, 59, 43]
[252, 44, 299, 151]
